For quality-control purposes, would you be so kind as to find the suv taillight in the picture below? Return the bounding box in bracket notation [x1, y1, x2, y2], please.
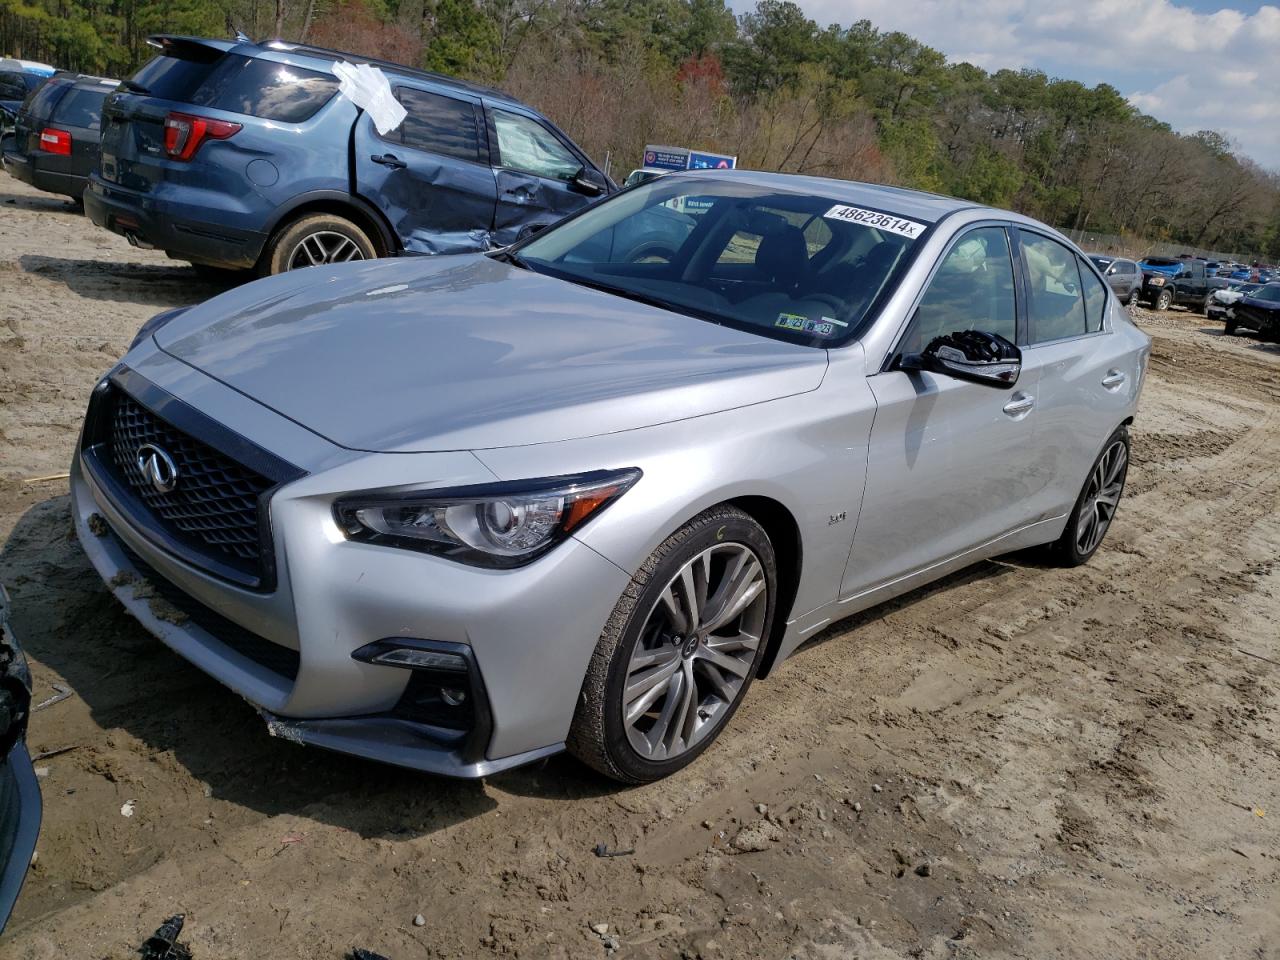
[39, 128, 71, 155]
[163, 112, 241, 162]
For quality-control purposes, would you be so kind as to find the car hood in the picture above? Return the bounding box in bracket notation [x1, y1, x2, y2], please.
[154, 255, 828, 453]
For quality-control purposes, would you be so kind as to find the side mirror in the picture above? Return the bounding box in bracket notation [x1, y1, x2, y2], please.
[901, 330, 1021, 388]
[572, 166, 608, 197]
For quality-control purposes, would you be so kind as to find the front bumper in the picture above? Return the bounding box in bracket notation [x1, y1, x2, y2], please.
[84, 176, 268, 270]
[70, 366, 630, 776]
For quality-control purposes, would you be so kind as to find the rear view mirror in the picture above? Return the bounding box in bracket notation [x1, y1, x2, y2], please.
[901, 330, 1021, 388]
[572, 166, 608, 197]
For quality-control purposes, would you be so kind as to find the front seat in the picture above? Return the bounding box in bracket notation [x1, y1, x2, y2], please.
[754, 225, 809, 294]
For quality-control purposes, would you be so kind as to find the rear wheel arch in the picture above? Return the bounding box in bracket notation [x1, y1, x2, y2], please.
[262, 194, 398, 261]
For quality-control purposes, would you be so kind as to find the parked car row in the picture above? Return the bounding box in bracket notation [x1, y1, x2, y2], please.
[3, 35, 616, 276]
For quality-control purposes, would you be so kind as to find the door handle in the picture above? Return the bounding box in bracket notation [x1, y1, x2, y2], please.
[370, 153, 406, 169]
[1101, 369, 1126, 389]
[1002, 392, 1035, 417]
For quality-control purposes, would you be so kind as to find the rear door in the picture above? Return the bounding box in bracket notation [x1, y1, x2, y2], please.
[485, 105, 599, 245]
[353, 84, 497, 254]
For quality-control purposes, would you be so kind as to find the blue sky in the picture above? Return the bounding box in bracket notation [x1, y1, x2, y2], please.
[729, 1, 1280, 170]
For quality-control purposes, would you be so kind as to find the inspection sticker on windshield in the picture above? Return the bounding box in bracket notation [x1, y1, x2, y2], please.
[776, 313, 836, 337]
[824, 205, 926, 239]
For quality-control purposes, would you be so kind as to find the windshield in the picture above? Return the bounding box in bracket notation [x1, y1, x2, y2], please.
[515, 177, 926, 346]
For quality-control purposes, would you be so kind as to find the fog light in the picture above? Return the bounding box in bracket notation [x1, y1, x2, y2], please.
[441, 688, 467, 706]
[351, 639, 470, 672]
[369, 648, 467, 672]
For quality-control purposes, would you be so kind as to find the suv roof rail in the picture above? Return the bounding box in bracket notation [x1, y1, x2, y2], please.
[258, 39, 520, 105]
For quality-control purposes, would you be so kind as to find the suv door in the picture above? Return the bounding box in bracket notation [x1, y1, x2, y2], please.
[841, 224, 1048, 601]
[353, 84, 498, 254]
[485, 105, 601, 245]
[1172, 259, 1206, 306]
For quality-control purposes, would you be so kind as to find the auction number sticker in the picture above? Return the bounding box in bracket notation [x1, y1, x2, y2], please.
[824, 205, 926, 239]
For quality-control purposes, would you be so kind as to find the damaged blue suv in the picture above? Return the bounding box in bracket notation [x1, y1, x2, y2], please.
[86, 35, 614, 275]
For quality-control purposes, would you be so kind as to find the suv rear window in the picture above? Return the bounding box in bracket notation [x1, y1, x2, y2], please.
[23, 77, 69, 117]
[131, 53, 338, 123]
[53, 85, 110, 129]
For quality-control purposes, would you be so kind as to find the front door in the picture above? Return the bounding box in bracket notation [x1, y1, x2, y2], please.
[486, 105, 596, 246]
[842, 224, 1049, 599]
[353, 85, 498, 254]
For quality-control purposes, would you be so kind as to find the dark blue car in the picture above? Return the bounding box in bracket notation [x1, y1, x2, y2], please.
[86, 36, 615, 275]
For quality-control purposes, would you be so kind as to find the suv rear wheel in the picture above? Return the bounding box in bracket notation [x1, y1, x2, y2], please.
[263, 213, 378, 276]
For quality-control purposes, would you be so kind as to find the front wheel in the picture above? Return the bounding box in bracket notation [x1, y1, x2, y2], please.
[568, 506, 776, 784]
[261, 213, 377, 276]
[1049, 426, 1129, 567]
[1224, 319, 1237, 336]
[1155, 288, 1173, 311]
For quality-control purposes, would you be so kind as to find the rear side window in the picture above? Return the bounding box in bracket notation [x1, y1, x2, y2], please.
[1023, 233, 1086, 343]
[387, 87, 480, 163]
[132, 53, 337, 122]
[53, 86, 109, 130]
[1078, 256, 1107, 332]
[190, 57, 337, 122]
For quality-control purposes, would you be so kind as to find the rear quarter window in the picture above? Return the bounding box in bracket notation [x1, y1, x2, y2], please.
[131, 53, 338, 123]
[53, 86, 109, 130]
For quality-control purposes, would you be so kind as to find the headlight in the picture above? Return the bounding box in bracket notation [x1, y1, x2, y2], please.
[334, 468, 641, 568]
[128, 306, 190, 351]
[1148, 276, 1165, 287]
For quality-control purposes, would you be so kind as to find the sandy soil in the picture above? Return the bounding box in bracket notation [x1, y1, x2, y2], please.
[2, 175, 1278, 960]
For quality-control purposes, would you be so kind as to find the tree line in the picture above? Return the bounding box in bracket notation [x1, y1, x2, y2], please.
[4, 0, 1278, 259]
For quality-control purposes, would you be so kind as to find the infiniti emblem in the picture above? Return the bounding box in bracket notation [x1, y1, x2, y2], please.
[136, 443, 179, 494]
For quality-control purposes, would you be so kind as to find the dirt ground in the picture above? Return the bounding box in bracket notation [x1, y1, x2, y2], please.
[1, 174, 1278, 960]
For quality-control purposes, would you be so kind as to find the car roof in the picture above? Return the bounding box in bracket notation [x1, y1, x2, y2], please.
[248, 38, 527, 108]
[660, 169, 982, 224]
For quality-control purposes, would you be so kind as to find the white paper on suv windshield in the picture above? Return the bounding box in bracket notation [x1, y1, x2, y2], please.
[824, 205, 926, 239]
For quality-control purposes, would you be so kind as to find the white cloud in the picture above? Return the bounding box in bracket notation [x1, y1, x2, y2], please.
[742, 0, 1280, 169]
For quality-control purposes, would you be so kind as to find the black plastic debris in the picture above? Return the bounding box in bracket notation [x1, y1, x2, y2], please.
[348, 951, 393, 960]
[593, 843, 635, 858]
[140, 914, 192, 960]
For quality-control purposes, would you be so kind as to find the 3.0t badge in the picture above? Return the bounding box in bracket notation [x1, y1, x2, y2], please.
[136, 443, 179, 494]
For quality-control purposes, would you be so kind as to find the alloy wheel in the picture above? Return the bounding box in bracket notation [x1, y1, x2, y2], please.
[621, 543, 768, 761]
[287, 230, 367, 270]
[1075, 439, 1128, 555]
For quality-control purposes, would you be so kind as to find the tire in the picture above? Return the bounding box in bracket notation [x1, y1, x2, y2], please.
[568, 505, 777, 784]
[1155, 288, 1172, 311]
[1049, 426, 1129, 567]
[1124, 288, 1138, 306]
[260, 213, 377, 276]
[1224, 319, 1237, 336]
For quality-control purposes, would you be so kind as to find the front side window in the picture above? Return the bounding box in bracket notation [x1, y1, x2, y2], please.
[514, 178, 927, 346]
[491, 108, 580, 181]
[1078, 256, 1107, 332]
[389, 87, 479, 163]
[1023, 233, 1087, 343]
[899, 226, 1016, 355]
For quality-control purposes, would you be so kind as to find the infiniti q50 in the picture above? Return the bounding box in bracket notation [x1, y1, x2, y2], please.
[71, 172, 1149, 783]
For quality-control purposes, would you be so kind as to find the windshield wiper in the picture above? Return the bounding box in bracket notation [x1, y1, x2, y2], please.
[489, 248, 530, 270]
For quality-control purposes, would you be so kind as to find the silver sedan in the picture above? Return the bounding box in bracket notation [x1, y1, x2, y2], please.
[71, 171, 1150, 783]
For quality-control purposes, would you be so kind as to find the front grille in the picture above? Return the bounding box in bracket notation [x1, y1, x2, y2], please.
[108, 393, 273, 574]
[119, 540, 300, 682]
